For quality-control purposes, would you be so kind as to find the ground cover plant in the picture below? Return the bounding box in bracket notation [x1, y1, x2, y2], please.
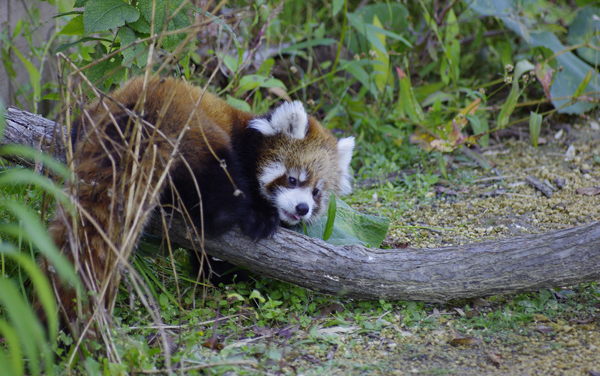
[0, 0, 599, 374]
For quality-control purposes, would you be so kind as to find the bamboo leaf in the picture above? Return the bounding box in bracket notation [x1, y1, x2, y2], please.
[323, 193, 337, 241]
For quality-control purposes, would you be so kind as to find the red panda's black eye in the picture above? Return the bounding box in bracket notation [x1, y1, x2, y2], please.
[312, 188, 320, 196]
[288, 177, 297, 186]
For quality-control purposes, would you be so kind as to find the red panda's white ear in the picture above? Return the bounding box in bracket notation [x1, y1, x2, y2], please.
[337, 137, 355, 195]
[249, 101, 308, 139]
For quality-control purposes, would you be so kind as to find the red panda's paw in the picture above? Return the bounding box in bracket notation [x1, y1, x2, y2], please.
[240, 207, 280, 241]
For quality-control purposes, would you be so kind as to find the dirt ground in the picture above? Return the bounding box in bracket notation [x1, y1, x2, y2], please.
[287, 119, 600, 375]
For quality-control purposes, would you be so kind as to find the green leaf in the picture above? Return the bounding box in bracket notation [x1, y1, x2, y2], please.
[467, 114, 489, 147]
[435, 152, 448, 180]
[396, 67, 424, 123]
[469, 0, 600, 114]
[128, 16, 151, 34]
[371, 15, 390, 93]
[74, 0, 89, 7]
[41, 92, 60, 101]
[83, 0, 140, 33]
[295, 198, 390, 247]
[280, 38, 338, 53]
[54, 36, 112, 54]
[225, 95, 251, 112]
[87, 55, 124, 88]
[137, 0, 190, 50]
[440, 9, 460, 85]
[322, 193, 337, 241]
[513, 59, 535, 81]
[249, 290, 265, 303]
[1, 47, 16, 79]
[59, 14, 85, 35]
[344, 61, 373, 94]
[573, 69, 593, 98]
[567, 6, 600, 66]
[222, 54, 239, 73]
[235, 75, 286, 96]
[497, 80, 520, 128]
[347, 13, 384, 53]
[357, 3, 409, 33]
[11, 48, 41, 104]
[332, 0, 345, 17]
[117, 26, 148, 68]
[529, 111, 543, 148]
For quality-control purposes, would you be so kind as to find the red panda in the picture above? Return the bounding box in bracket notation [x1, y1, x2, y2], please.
[43, 75, 354, 325]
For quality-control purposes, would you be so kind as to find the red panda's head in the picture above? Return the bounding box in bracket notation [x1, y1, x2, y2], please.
[249, 101, 354, 226]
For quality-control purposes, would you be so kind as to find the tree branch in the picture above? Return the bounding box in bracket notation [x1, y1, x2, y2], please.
[4, 106, 600, 302]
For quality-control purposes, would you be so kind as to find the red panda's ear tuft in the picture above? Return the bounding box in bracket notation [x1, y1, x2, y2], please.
[249, 101, 308, 139]
[337, 137, 355, 195]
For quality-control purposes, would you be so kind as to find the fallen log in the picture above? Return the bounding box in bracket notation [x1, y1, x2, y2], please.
[4, 106, 600, 302]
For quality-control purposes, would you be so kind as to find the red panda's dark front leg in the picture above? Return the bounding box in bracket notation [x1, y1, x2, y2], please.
[238, 195, 280, 240]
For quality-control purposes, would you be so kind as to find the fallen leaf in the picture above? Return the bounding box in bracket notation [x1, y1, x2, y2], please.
[317, 326, 359, 336]
[536, 325, 554, 335]
[320, 303, 344, 317]
[575, 187, 600, 196]
[568, 316, 597, 325]
[465, 310, 480, 318]
[268, 87, 292, 102]
[449, 324, 481, 346]
[450, 337, 482, 346]
[202, 339, 224, 350]
[410, 130, 436, 152]
[487, 352, 502, 368]
[533, 314, 551, 322]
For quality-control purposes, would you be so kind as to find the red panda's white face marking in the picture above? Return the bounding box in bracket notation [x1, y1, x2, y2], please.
[259, 165, 324, 226]
[248, 101, 308, 139]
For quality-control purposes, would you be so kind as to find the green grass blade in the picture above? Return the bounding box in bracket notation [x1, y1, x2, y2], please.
[0, 245, 58, 343]
[529, 111, 543, 148]
[0, 202, 78, 286]
[0, 318, 23, 376]
[0, 279, 46, 375]
[0, 144, 70, 179]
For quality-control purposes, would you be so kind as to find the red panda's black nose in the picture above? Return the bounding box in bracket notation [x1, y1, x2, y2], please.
[296, 203, 309, 216]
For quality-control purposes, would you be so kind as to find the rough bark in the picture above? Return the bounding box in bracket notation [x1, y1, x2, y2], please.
[4, 106, 600, 302]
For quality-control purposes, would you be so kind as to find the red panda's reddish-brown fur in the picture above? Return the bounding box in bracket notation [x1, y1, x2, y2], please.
[41, 76, 354, 329]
